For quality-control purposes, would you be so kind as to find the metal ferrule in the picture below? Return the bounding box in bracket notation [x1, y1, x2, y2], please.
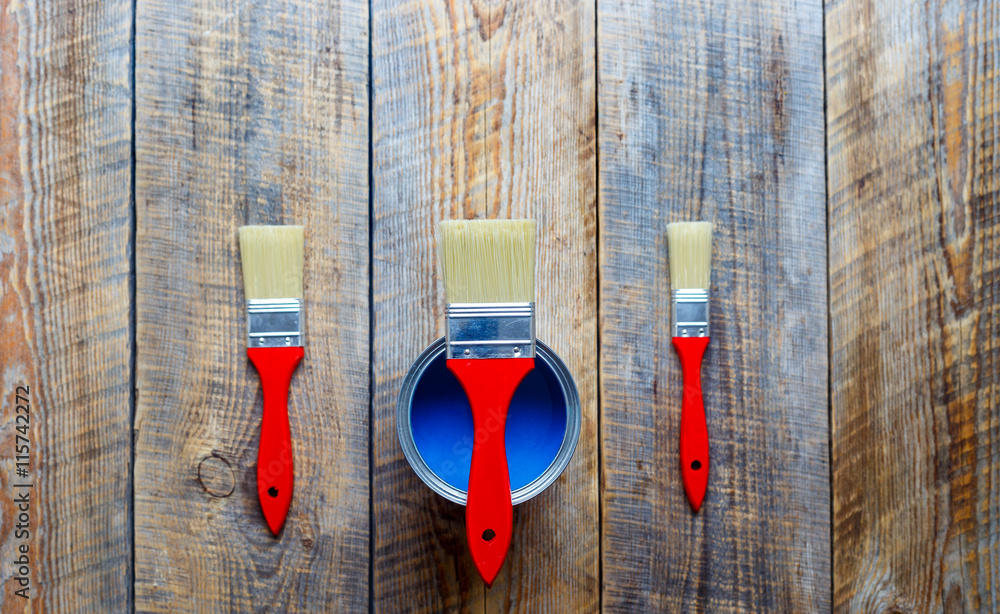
[247, 298, 303, 348]
[446, 302, 535, 359]
[671, 289, 710, 338]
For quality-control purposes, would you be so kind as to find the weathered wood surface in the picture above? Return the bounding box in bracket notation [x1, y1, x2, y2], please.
[0, 0, 133, 611]
[828, 0, 1000, 612]
[133, 0, 369, 611]
[6, 0, 1000, 611]
[371, 0, 599, 611]
[598, 0, 830, 611]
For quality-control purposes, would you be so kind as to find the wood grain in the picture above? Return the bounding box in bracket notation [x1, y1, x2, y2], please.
[9, 0, 1000, 609]
[371, 0, 598, 611]
[133, 0, 369, 611]
[0, 0, 133, 611]
[598, 0, 830, 611]
[828, 0, 1000, 612]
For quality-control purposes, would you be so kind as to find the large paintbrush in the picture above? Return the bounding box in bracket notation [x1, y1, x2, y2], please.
[438, 218, 536, 586]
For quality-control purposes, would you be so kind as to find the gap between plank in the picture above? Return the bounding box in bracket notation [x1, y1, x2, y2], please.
[822, 0, 834, 609]
[593, 0, 603, 610]
[128, 0, 138, 610]
[367, 0, 376, 610]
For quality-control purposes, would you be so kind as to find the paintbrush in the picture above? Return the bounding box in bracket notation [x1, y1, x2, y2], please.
[239, 225, 305, 535]
[438, 218, 536, 586]
[667, 221, 713, 512]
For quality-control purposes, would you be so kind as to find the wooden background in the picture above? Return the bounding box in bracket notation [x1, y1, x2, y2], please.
[0, 0, 996, 612]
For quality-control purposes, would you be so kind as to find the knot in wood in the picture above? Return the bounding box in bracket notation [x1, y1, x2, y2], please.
[198, 453, 235, 498]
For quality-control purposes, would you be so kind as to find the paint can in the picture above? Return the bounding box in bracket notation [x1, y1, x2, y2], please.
[397, 337, 581, 505]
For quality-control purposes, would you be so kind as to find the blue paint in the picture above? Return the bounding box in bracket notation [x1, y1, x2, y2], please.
[409, 353, 568, 493]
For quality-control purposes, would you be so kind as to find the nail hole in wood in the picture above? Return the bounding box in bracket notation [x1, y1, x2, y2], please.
[482, 529, 495, 541]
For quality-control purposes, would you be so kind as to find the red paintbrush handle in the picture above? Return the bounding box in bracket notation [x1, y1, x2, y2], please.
[248, 346, 303, 535]
[672, 336, 710, 512]
[447, 357, 535, 587]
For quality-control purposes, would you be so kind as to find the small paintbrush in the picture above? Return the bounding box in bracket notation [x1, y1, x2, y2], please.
[667, 221, 713, 512]
[239, 224, 305, 535]
[438, 218, 536, 586]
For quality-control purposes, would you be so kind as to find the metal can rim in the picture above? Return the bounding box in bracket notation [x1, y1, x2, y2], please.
[396, 337, 581, 506]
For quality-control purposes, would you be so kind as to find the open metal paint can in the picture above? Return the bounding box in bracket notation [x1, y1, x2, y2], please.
[397, 337, 581, 505]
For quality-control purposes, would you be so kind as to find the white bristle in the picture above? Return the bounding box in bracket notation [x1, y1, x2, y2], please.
[239, 225, 305, 299]
[667, 221, 713, 289]
[438, 219, 536, 303]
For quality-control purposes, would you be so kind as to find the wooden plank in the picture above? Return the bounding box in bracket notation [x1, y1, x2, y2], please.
[371, 0, 599, 611]
[371, 2, 488, 609]
[0, 0, 133, 611]
[598, 0, 829, 611]
[483, 3, 598, 610]
[133, 1, 369, 611]
[828, 1, 999, 611]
